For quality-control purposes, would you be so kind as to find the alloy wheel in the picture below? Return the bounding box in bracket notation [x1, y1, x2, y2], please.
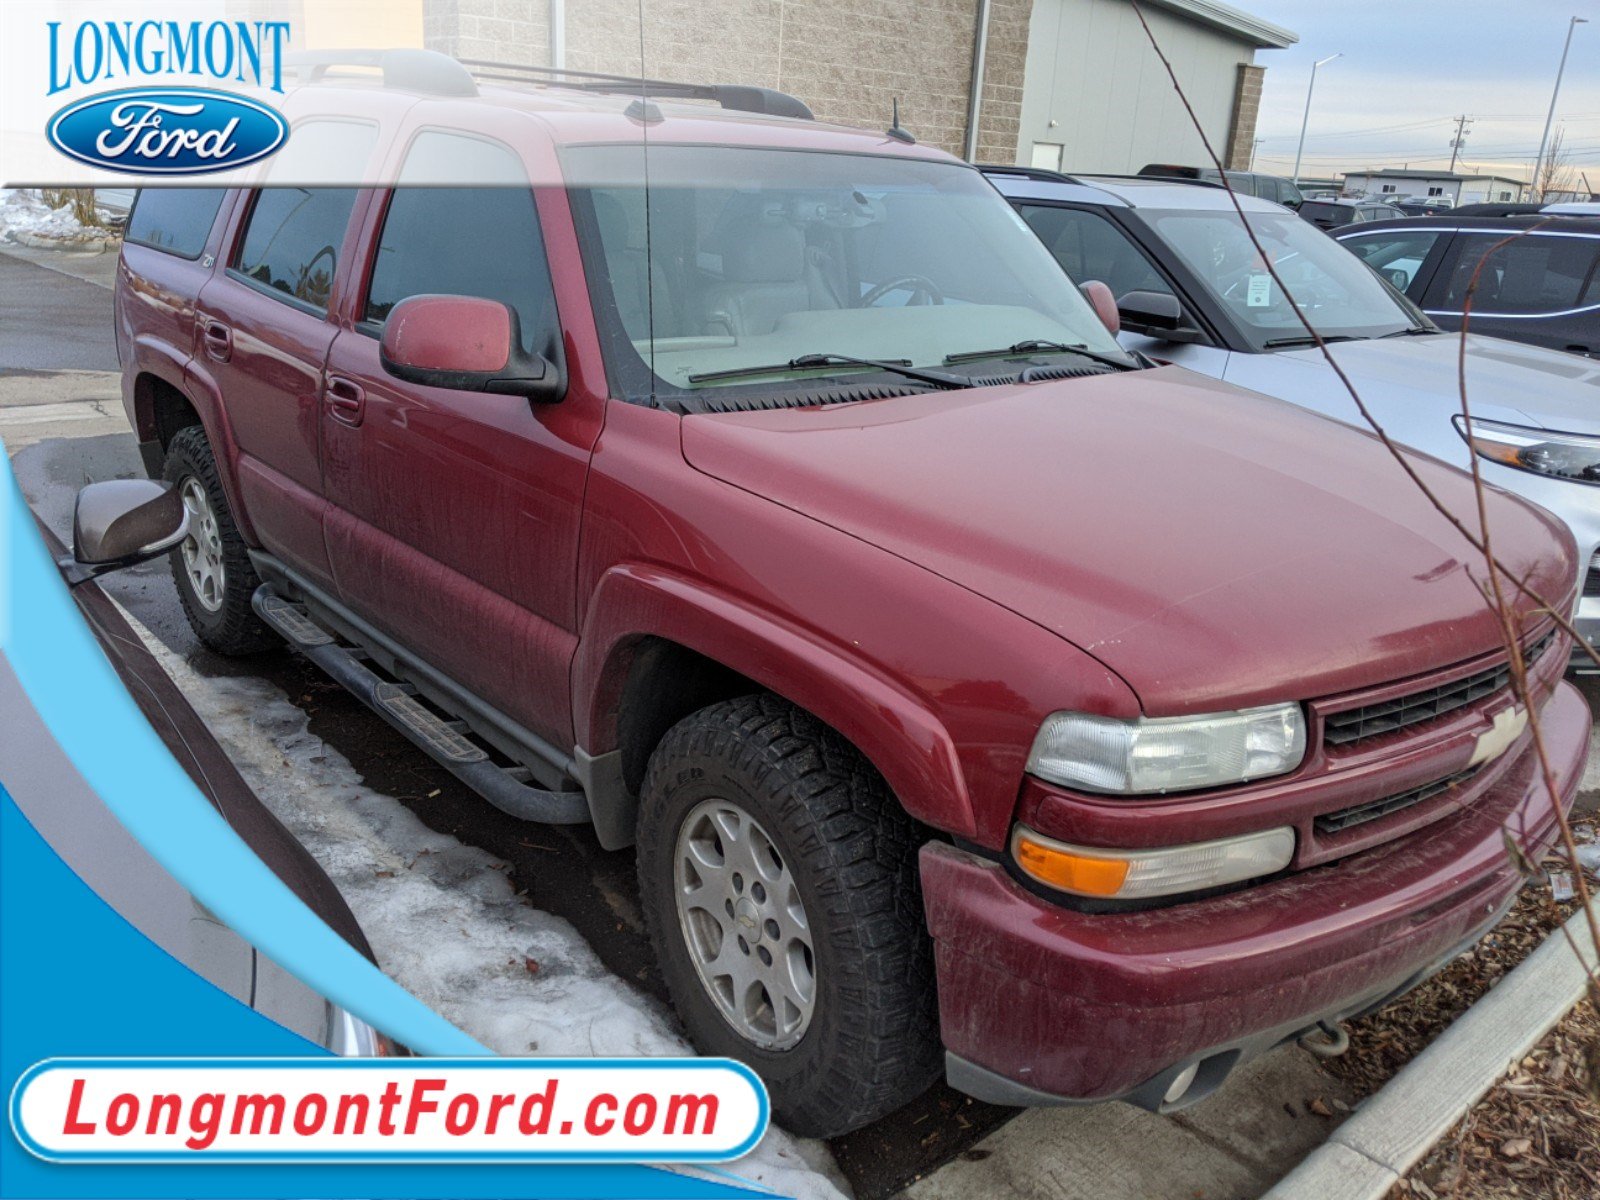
[674, 797, 817, 1050]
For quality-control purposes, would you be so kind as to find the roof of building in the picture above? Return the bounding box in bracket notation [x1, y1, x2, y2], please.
[1143, 0, 1298, 49]
[1342, 168, 1530, 186]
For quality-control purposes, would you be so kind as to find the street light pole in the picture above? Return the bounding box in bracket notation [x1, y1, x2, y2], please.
[1292, 53, 1341, 186]
[1532, 16, 1588, 199]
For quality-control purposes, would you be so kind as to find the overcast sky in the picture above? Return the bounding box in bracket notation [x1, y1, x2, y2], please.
[1234, 1, 1599, 186]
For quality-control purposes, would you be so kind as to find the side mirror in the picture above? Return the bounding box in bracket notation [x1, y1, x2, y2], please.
[1116, 290, 1204, 343]
[379, 294, 565, 403]
[61, 479, 189, 586]
[1078, 280, 1120, 336]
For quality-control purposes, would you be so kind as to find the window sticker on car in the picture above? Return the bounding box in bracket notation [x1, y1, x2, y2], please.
[1247, 273, 1272, 307]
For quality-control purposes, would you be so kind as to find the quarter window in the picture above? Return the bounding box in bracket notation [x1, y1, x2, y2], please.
[1441, 234, 1600, 313]
[126, 188, 228, 259]
[364, 132, 555, 352]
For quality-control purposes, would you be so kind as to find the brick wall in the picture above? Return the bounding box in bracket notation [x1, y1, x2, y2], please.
[1223, 63, 1263, 171]
[422, 0, 1031, 160]
[425, 0, 552, 68]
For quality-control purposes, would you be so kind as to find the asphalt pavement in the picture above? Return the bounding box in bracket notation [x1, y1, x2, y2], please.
[9, 241, 1598, 1200]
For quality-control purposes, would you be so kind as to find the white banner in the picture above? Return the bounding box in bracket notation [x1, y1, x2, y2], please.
[12, 1058, 768, 1163]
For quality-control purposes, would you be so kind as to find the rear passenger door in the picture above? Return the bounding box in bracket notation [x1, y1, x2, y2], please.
[1422, 230, 1600, 354]
[193, 121, 377, 587]
[319, 129, 601, 748]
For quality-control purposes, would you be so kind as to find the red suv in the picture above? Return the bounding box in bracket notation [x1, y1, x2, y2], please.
[115, 52, 1587, 1136]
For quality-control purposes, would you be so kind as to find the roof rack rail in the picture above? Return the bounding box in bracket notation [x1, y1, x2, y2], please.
[1082, 172, 1227, 189]
[284, 49, 478, 97]
[977, 164, 1084, 185]
[459, 59, 814, 121]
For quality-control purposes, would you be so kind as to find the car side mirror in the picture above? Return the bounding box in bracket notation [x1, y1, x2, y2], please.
[1078, 280, 1120, 336]
[1116, 291, 1204, 343]
[61, 479, 189, 586]
[379, 294, 565, 403]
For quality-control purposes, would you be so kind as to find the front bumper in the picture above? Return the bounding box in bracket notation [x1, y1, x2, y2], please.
[921, 679, 1588, 1110]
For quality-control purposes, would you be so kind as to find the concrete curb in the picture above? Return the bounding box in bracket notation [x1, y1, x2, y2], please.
[1262, 899, 1597, 1199]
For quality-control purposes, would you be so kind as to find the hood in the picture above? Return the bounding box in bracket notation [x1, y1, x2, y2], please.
[681, 367, 1574, 714]
[1274, 332, 1600, 432]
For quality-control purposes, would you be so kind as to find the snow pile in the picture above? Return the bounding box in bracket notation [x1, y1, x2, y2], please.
[0, 189, 116, 247]
[141, 636, 852, 1200]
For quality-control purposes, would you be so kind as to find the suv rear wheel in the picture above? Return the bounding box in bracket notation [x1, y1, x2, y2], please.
[636, 694, 941, 1137]
[162, 426, 276, 656]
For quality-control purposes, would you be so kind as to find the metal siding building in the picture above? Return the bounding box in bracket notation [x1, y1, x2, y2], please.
[1017, 0, 1294, 174]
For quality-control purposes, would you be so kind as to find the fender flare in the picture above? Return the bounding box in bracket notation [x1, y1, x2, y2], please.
[573, 564, 978, 839]
[126, 336, 255, 543]
[175, 354, 256, 545]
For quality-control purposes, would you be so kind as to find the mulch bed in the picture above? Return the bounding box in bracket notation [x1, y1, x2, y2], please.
[1392, 998, 1599, 1199]
[1304, 814, 1598, 1197]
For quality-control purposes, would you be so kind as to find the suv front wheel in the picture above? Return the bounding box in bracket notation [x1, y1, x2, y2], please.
[637, 694, 941, 1137]
[162, 426, 276, 656]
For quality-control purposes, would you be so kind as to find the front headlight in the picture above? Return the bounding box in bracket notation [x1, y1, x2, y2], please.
[1454, 415, 1600, 485]
[1027, 704, 1306, 794]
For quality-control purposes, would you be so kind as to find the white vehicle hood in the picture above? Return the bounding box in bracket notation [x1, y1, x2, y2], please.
[1234, 332, 1600, 436]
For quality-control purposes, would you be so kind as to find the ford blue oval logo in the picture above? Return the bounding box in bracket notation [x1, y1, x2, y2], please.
[46, 86, 288, 176]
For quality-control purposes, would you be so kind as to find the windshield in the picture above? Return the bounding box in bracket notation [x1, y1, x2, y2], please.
[1147, 208, 1424, 349]
[563, 144, 1131, 404]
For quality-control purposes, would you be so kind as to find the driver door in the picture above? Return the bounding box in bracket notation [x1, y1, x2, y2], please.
[319, 128, 600, 748]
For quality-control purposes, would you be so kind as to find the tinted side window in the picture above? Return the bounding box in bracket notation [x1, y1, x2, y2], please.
[1018, 205, 1172, 300]
[233, 188, 360, 311]
[1441, 234, 1600, 313]
[125, 188, 227, 258]
[364, 134, 555, 353]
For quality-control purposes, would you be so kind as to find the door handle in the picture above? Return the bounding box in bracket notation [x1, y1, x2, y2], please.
[324, 375, 366, 426]
[201, 319, 231, 363]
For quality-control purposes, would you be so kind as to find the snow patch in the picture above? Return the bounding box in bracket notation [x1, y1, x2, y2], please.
[0, 189, 92, 241]
[138, 635, 851, 1200]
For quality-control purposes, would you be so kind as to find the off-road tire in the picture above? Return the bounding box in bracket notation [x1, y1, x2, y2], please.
[162, 425, 276, 656]
[637, 694, 942, 1137]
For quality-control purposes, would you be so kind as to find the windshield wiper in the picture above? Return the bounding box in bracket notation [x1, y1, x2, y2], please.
[1261, 333, 1367, 349]
[1378, 326, 1443, 338]
[686, 352, 965, 389]
[943, 340, 1136, 372]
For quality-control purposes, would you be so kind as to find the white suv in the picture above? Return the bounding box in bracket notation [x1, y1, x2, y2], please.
[986, 167, 1600, 664]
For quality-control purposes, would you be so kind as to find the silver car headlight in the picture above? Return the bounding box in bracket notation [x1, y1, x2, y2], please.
[1027, 704, 1306, 795]
[1454, 415, 1600, 485]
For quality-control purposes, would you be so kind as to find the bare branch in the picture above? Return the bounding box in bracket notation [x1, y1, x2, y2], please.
[1126, 0, 1599, 988]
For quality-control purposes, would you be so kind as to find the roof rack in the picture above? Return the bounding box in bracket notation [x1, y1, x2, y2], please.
[1083, 172, 1226, 190]
[460, 60, 814, 121]
[976, 164, 1085, 185]
[284, 49, 478, 97]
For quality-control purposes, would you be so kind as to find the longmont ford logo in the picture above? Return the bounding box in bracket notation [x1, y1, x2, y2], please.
[44, 21, 291, 175]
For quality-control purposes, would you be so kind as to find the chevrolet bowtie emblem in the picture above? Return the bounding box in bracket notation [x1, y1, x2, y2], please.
[1469, 705, 1528, 767]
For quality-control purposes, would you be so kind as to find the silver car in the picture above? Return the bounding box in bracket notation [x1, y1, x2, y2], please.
[986, 168, 1600, 662]
[3, 480, 394, 1054]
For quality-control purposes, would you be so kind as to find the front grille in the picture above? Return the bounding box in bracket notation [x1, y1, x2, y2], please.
[1322, 631, 1554, 749]
[1315, 769, 1477, 835]
[1583, 555, 1600, 598]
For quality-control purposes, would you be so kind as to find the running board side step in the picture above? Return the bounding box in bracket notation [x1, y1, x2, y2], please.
[252, 587, 590, 826]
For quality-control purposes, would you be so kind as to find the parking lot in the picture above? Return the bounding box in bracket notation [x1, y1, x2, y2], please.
[7, 241, 1598, 1200]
